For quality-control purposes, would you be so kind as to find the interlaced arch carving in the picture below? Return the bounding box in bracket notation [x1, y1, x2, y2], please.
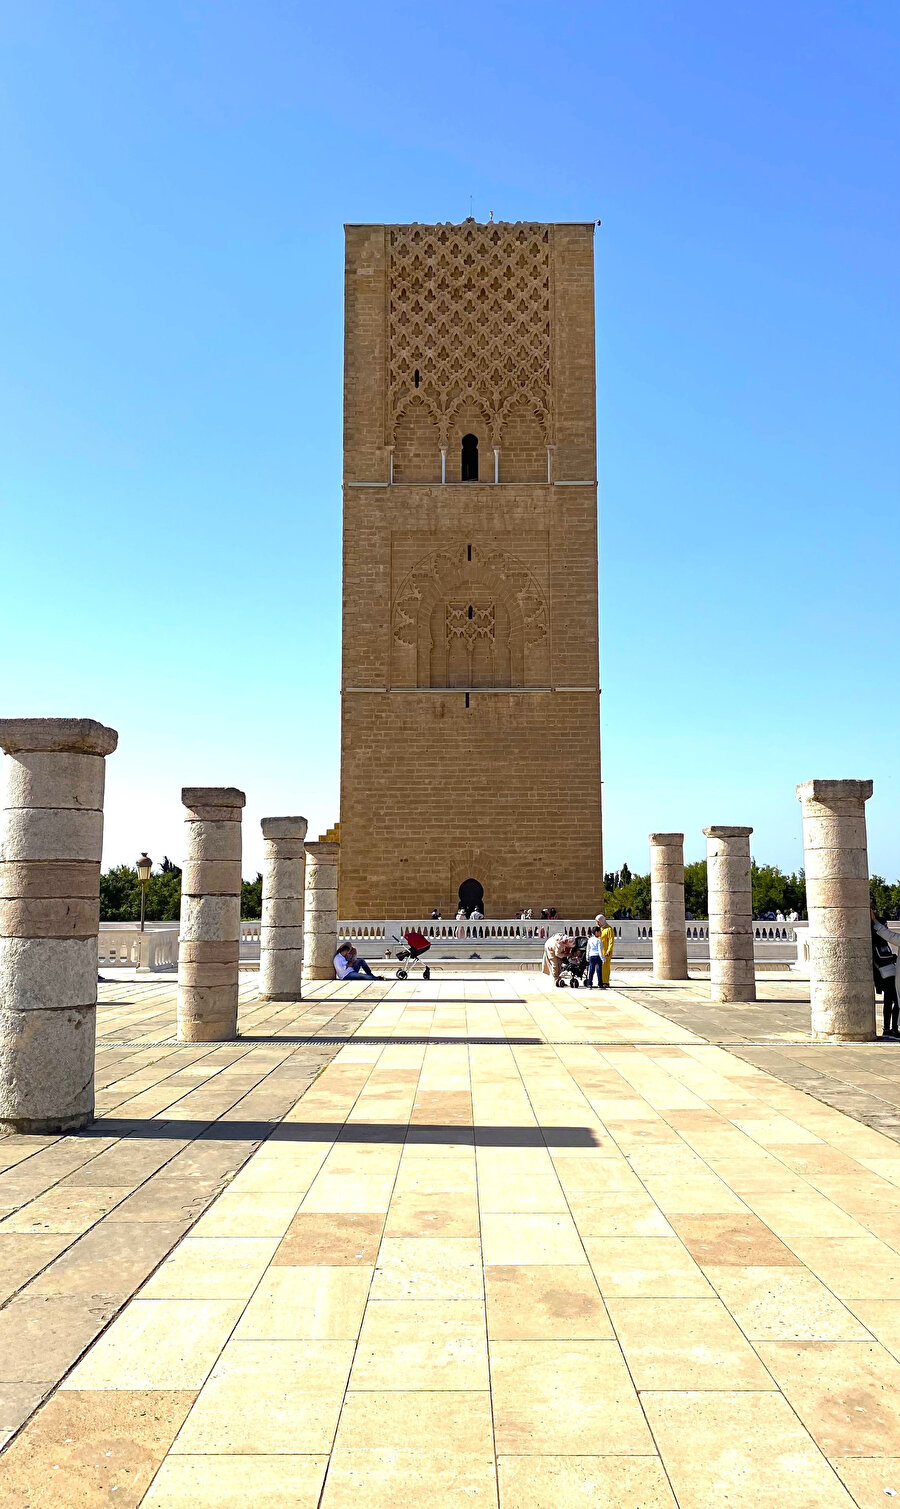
[388, 222, 551, 450]
[391, 544, 549, 689]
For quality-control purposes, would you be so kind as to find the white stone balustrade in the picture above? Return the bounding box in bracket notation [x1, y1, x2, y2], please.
[98, 923, 179, 970]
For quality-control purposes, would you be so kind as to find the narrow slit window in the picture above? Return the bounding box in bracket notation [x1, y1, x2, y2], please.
[467, 544, 472, 561]
[465, 692, 470, 708]
[461, 433, 479, 481]
[414, 368, 420, 388]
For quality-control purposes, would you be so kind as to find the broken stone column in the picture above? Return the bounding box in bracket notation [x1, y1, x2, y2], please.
[703, 826, 756, 1003]
[259, 816, 308, 1001]
[797, 779, 873, 1041]
[177, 787, 245, 1041]
[302, 840, 339, 982]
[649, 832, 689, 980]
[0, 717, 118, 1133]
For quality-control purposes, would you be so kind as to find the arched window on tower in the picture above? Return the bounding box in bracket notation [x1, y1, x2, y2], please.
[461, 434, 479, 482]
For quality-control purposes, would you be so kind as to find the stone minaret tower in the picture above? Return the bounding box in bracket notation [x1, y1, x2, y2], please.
[340, 220, 602, 918]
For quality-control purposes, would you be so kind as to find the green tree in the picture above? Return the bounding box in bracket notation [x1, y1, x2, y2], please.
[241, 872, 263, 919]
[683, 859, 708, 919]
[750, 863, 806, 919]
[99, 859, 182, 921]
[871, 876, 900, 921]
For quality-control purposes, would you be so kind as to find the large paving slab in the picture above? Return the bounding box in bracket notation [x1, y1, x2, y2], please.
[2, 969, 900, 1505]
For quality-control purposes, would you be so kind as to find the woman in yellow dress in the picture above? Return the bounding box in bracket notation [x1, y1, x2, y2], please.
[596, 913, 615, 988]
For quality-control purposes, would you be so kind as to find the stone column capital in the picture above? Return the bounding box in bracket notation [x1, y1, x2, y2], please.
[703, 826, 753, 840]
[182, 786, 246, 811]
[304, 840, 340, 860]
[649, 832, 684, 847]
[0, 718, 118, 757]
[796, 779, 873, 806]
[261, 816, 308, 842]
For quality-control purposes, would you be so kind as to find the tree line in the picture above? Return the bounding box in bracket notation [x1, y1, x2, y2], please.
[100, 860, 263, 921]
[99, 858, 900, 924]
[603, 861, 900, 921]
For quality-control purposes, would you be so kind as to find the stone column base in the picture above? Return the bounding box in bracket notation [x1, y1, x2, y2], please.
[711, 983, 757, 1003]
[813, 1030, 875, 1043]
[257, 991, 304, 1002]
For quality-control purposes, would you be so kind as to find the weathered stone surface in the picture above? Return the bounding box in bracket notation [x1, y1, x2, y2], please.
[262, 859, 306, 897]
[0, 862, 100, 900]
[259, 949, 303, 1002]
[176, 939, 239, 965]
[1, 809, 104, 864]
[178, 822, 242, 862]
[179, 895, 241, 942]
[261, 897, 306, 930]
[0, 1007, 95, 1132]
[260, 816, 308, 843]
[808, 935, 872, 982]
[798, 778, 874, 1041]
[804, 876, 870, 912]
[259, 817, 308, 1001]
[180, 861, 243, 898]
[177, 961, 241, 988]
[0, 937, 98, 1013]
[176, 787, 243, 1042]
[796, 778, 874, 812]
[302, 841, 339, 982]
[2, 752, 105, 812]
[181, 786, 245, 810]
[260, 926, 305, 952]
[709, 932, 753, 962]
[799, 815, 868, 852]
[649, 833, 688, 982]
[0, 898, 99, 939]
[0, 725, 114, 1134]
[0, 719, 117, 757]
[803, 847, 870, 882]
[703, 825, 755, 1005]
[262, 841, 306, 863]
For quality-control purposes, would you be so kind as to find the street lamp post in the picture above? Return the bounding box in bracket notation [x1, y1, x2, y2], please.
[135, 852, 152, 934]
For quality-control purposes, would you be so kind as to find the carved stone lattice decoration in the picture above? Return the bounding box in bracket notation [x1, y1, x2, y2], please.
[446, 604, 495, 644]
[388, 222, 551, 446]
[391, 544, 549, 689]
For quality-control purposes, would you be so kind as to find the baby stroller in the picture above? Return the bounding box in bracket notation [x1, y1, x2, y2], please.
[558, 935, 588, 989]
[392, 928, 432, 981]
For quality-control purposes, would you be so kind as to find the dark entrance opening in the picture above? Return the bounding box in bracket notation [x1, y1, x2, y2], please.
[458, 877, 484, 916]
[461, 433, 479, 481]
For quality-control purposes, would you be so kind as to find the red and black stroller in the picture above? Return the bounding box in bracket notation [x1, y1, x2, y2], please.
[391, 928, 432, 981]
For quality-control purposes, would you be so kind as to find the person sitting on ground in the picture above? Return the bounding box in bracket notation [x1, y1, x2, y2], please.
[333, 942, 382, 981]
[541, 929, 573, 983]
[871, 907, 900, 1039]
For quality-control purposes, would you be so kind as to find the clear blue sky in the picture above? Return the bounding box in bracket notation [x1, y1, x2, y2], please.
[1, 1, 897, 884]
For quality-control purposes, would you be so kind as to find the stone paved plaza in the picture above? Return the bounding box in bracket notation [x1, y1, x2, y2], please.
[4, 971, 900, 1505]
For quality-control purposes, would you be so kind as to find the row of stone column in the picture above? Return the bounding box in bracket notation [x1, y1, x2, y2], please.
[175, 794, 339, 1040]
[0, 724, 342, 1130]
[648, 827, 755, 1003]
[648, 780, 874, 1039]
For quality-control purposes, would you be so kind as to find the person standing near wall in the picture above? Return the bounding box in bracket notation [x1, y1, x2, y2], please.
[872, 908, 900, 1039]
